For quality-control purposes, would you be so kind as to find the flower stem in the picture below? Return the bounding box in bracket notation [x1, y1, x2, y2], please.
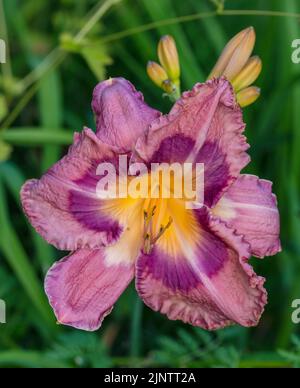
[130, 296, 143, 359]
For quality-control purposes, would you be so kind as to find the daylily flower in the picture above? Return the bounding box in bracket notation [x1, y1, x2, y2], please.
[208, 27, 262, 107]
[21, 77, 280, 331]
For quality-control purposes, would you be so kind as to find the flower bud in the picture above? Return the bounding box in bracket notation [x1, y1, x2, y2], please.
[147, 61, 168, 88]
[237, 86, 261, 107]
[209, 27, 256, 80]
[231, 56, 262, 92]
[158, 35, 180, 81]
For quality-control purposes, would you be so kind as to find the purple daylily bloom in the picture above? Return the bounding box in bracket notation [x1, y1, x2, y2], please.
[21, 77, 281, 331]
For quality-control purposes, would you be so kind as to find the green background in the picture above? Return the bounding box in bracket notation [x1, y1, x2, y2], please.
[0, 0, 300, 368]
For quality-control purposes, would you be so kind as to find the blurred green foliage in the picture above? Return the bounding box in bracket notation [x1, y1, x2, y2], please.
[0, 0, 300, 368]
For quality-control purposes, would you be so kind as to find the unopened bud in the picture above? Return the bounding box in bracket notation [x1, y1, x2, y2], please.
[237, 86, 261, 107]
[231, 56, 262, 92]
[223, 27, 256, 81]
[147, 61, 168, 88]
[158, 35, 180, 81]
[209, 27, 256, 80]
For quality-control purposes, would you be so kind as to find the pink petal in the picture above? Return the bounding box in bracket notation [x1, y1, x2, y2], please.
[21, 128, 123, 251]
[45, 249, 134, 331]
[212, 174, 281, 257]
[92, 78, 161, 152]
[135, 78, 250, 206]
[136, 209, 266, 330]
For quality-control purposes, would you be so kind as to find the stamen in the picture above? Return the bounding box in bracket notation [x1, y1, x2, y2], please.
[143, 233, 152, 255]
[152, 217, 173, 245]
[143, 213, 173, 255]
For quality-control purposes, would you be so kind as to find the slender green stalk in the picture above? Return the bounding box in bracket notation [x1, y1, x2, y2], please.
[222, 9, 300, 18]
[74, 0, 123, 42]
[0, 83, 40, 131]
[130, 297, 143, 359]
[0, 128, 73, 146]
[18, 49, 64, 94]
[101, 11, 217, 44]
[100, 9, 300, 44]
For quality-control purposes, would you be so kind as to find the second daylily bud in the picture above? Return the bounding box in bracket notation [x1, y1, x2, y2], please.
[231, 56, 262, 92]
[147, 61, 168, 88]
[158, 35, 180, 81]
[209, 27, 256, 80]
[237, 86, 261, 108]
[223, 27, 256, 81]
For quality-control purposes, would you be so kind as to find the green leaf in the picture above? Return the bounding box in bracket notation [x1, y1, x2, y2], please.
[60, 33, 112, 81]
[38, 70, 63, 170]
[0, 128, 73, 146]
[0, 178, 55, 330]
[82, 43, 113, 80]
[0, 351, 70, 368]
[60, 33, 83, 53]
[0, 162, 55, 272]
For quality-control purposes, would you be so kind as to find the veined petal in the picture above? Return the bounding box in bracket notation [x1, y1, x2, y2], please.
[45, 249, 135, 331]
[92, 77, 161, 153]
[135, 78, 250, 207]
[136, 207, 266, 330]
[21, 127, 124, 251]
[212, 174, 281, 257]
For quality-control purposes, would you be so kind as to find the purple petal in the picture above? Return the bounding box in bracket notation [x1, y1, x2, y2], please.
[92, 78, 161, 152]
[212, 174, 281, 257]
[136, 208, 266, 330]
[45, 249, 134, 331]
[21, 128, 123, 251]
[135, 78, 250, 206]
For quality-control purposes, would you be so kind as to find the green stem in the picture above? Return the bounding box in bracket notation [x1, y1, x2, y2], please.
[100, 9, 300, 44]
[130, 297, 143, 359]
[74, 0, 123, 42]
[0, 83, 39, 131]
[0, 128, 73, 146]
